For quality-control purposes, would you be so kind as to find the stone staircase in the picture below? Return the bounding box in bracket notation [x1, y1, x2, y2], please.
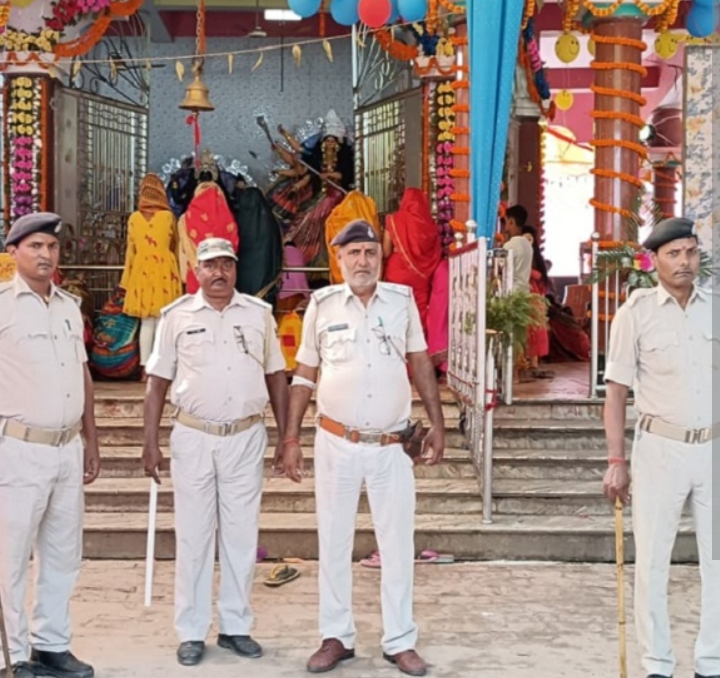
[84, 385, 698, 562]
[488, 399, 697, 562]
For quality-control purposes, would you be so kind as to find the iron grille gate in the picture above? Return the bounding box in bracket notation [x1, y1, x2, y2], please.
[354, 89, 421, 218]
[55, 88, 148, 311]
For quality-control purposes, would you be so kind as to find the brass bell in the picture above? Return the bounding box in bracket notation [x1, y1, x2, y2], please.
[179, 69, 215, 113]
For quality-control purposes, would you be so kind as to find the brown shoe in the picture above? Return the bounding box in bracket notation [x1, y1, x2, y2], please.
[306, 638, 355, 673]
[383, 649, 428, 676]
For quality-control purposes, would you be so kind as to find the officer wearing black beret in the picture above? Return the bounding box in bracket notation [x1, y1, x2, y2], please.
[330, 219, 382, 247]
[0, 213, 99, 678]
[603, 216, 719, 678]
[4, 212, 63, 248]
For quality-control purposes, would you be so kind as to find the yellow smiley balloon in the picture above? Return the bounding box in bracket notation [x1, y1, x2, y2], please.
[588, 37, 596, 57]
[555, 90, 575, 112]
[555, 32, 581, 64]
[655, 32, 679, 59]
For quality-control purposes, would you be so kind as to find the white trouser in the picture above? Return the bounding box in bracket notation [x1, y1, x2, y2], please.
[314, 428, 418, 655]
[139, 317, 159, 366]
[0, 436, 84, 669]
[170, 421, 267, 642]
[632, 428, 719, 677]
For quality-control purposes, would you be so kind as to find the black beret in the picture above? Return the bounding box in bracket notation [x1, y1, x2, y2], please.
[643, 217, 697, 251]
[5, 212, 62, 247]
[330, 219, 380, 247]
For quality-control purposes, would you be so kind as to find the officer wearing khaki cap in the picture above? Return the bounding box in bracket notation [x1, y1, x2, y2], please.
[143, 237, 289, 667]
[603, 217, 719, 678]
[0, 213, 100, 678]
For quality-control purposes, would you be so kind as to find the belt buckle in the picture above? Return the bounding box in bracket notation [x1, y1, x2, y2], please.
[218, 422, 233, 437]
[357, 432, 381, 446]
[696, 428, 711, 444]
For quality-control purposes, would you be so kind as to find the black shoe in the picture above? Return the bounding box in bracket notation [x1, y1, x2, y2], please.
[695, 674, 720, 678]
[1, 663, 35, 678]
[646, 675, 672, 678]
[176, 641, 205, 667]
[217, 634, 263, 659]
[30, 650, 94, 678]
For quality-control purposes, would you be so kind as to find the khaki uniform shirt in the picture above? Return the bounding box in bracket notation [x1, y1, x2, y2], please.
[605, 283, 717, 429]
[0, 274, 86, 429]
[296, 282, 427, 432]
[146, 290, 286, 422]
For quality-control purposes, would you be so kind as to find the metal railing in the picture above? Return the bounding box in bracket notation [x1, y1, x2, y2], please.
[589, 232, 624, 398]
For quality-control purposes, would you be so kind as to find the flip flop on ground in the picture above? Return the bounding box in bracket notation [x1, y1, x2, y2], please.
[263, 563, 300, 587]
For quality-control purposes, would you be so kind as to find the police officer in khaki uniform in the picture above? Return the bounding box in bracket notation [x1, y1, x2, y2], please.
[283, 220, 444, 677]
[0, 213, 100, 678]
[603, 218, 719, 678]
[143, 237, 288, 667]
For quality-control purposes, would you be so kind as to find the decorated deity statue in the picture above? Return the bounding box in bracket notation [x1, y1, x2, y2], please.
[284, 109, 355, 268]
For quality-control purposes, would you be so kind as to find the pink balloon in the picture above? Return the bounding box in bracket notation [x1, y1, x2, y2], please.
[359, 0, 392, 27]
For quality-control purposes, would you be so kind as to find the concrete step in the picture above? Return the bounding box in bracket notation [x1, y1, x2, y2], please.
[492, 449, 610, 481]
[80, 511, 698, 563]
[492, 419, 634, 450]
[84, 477, 481, 515]
[494, 399, 608, 421]
[98, 446, 476, 480]
[93, 394, 459, 422]
[94, 418, 466, 448]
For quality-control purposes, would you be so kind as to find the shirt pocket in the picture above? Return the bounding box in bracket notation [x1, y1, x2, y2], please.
[16, 327, 50, 364]
[321, 328, 356, 364]
[702, 330, 720, 371]
[236, 325, 265, 368]
[642, 330, 680, 376]
[63, 319, 86, 363]
[177, 327, 213, 366]
[383, 333, 408, 363]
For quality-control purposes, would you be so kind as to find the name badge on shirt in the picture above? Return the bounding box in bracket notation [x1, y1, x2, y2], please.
[186, 328, 206, 335]
[327, 323, 349, 333]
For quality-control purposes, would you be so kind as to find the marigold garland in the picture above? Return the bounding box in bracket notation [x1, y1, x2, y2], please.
[591, 167, 644, 189]
[582, 0, 624, 17]
[40, 78, 50, 212]
[437, 0, 466, 15]
[591, 61, 647, 77]
[450, 193, 471, 202]
[522, 0, 535, 30]
[449, 168, 470, 178]
[589, 199, 634, 219]
[592, 33, 647, 50]
[590, 84, 647, 106]
[592, 109, 645, 128]
[590, 138, 648, 157]
[452, 103, 469, 113]
[451, 147, 470, 155]
[562, 0, 581, 32]
[374, 28, 418, 61]
[451, 80, 468, 90]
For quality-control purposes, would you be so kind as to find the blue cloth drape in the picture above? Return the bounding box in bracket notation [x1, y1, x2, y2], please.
[468, 0, 526, 239]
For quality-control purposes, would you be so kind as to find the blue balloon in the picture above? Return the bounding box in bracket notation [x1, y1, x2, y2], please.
[691, 0, 717, 7]
[330, 0, 360, 25]
[398, 0, 427, 22]
[686, 2, 719, 37]
[388, 0, 400, 22]
[288, 0, 322, 18]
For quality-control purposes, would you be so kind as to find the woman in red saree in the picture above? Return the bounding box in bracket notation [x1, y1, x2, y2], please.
[177, 182, 239, 294]
[383, 188, 442, 332]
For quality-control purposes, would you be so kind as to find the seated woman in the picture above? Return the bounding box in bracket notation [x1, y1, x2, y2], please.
[383, 188, 442, 333]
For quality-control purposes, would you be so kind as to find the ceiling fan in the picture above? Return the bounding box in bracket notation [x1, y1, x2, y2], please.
[247, 0, 267, 38]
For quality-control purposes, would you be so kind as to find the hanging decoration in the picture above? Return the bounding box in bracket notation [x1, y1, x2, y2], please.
[519, 18, 555, 119]
[358, 0, 392, 27]
[179, 0, 214, 164]
[555, 89, 574, 111]
[435, 81, 457, 244]
[654, 31, 681, 58]
[5, 76, 48, 221]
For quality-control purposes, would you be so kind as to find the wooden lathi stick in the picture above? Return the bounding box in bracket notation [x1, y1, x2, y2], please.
[615, 497, 628, 678]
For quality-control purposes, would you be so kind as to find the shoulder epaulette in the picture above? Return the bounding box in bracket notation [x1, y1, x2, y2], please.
[312, 285, 343, 304]
[243, 294, 272, 309]
[380, 282, 411, 297]
[57, 287, 82, 306]
[625, 287, 655, 308]
[160, 294, 193, 315]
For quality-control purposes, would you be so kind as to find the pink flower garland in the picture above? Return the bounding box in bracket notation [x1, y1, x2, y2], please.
[8, 78, 42, 219]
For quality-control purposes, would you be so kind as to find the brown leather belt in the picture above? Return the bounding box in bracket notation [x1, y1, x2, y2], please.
[638, 414, 720, 445]
[175, 410, 262, 437]
[318, 415, 403, 446]
[0, 419, 82, 447]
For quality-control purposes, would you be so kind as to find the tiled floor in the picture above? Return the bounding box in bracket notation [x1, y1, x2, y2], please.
[513, 361, 592, 401]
